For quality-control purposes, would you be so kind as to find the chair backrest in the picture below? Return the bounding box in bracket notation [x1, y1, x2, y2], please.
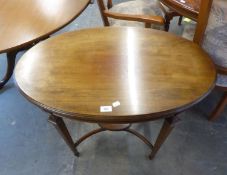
[194, 0, 227, 74]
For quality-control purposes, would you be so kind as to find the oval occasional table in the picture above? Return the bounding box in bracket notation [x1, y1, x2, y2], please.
[0, 0, 90, 89]
[15, 27, 216, 159]
[161, 0, 201, 21]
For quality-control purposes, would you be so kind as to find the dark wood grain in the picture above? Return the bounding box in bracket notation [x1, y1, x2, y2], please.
[15, 27, 216, 123]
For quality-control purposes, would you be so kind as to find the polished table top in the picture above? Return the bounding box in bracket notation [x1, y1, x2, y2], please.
[161, 0, 201, 20]
[15, 27, 216, 123]
[0, 0, 89, 53]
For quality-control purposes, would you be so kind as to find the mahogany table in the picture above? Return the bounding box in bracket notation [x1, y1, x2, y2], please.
[15, 27, 216, 159]
[160, 0, 201, 21]
[0, 0, 90, 89]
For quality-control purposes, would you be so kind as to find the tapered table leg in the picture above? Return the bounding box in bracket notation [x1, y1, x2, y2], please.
[149, 116, 179, 159]
[0, 51, 17, 89]
[48, 115, 180, 159]
[48, 114, 79, 156]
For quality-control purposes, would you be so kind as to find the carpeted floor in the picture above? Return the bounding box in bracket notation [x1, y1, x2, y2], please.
[0, 2, 227, 175]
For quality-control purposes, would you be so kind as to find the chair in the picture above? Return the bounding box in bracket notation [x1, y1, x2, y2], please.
[97, 0, 171, 31]
[159, 1, 183, 27]
[194, 0, 227, 121]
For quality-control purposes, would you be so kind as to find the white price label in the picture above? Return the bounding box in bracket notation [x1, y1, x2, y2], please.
[100, 106, 112, 112]
[112, 101, 121, 108]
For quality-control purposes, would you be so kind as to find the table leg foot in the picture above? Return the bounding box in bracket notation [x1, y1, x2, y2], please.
[149, 116, 180, 159]
[48, 114, 80, 156]
[0, 51, 17, 89]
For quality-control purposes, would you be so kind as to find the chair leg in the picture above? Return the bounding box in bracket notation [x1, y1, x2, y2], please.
[178, 16, 183, 25]
[97, 0, 110, 26]
[164, 16, 170, 31]
[209, 92, 227, 121]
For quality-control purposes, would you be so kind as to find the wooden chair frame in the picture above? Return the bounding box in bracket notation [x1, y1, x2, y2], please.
[194, 0, 227, 121]
[97, 0, 166, 29]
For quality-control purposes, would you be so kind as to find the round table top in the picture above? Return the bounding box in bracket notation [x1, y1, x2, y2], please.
[161, 0, 200, 21]
[15, 27, 216, 123]
[0, 0, 89, 54]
